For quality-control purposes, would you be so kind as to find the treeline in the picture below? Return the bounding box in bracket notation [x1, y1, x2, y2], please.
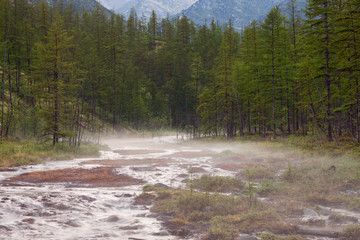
[0, 0, 359, 145]
[206, 0, 360, 142]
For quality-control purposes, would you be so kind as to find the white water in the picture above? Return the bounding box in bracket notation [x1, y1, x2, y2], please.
[1, 135, 358, 240]
[0, 136, 230, 240]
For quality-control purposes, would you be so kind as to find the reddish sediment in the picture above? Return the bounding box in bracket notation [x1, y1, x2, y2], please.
[5, 167, 144, 187]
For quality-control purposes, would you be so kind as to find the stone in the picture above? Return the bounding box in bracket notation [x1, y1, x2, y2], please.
[153, 231, 169, 236]
[0, 225, 11, 231]
[106, 215, 120, 222]
[119, 225, 144, 230]
[22, 218, 35, 224]
[154, 183, 170, 189]
[123, 193, 133, 198]
[135, 213, 146, 217]
[79, 195, 96, 202]
[64, 220, 81, 227]
[303, 208, 319, 218]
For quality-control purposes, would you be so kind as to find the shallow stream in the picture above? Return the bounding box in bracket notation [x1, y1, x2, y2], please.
[0, 136, 358, 239]
[0, 136, 229, 240]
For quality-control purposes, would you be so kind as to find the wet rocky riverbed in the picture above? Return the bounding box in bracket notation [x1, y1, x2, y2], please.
[0, 136, 359, 239]
[0, 136, 224, 240]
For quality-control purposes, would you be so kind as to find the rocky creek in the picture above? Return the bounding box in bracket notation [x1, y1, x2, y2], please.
[0, 136, 359, 239]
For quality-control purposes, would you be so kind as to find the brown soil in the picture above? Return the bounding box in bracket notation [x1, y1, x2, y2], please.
[5, 167, 144, 187]
[0, 168, 17, 172]
[81, 158, 172, 167]
[114, 149, 166, 155]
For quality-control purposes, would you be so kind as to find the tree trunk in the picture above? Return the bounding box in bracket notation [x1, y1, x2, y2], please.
[324, 3, 332, 141]
[1, 2, 10, 142]
[5, 60, 13, 137]
[272, 31, 276, 139]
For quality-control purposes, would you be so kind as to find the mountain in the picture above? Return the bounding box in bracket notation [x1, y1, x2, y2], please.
[181, 0, 307, 30]
[99, 0, 197, 19]
[97, 0, 128, 12]
[29, 0, 111, 15]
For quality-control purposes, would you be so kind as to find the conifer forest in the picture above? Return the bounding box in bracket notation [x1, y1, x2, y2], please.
[1, 0, 360, 145]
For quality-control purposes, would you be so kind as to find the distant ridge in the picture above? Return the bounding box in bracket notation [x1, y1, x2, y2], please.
[100, 0, 197, 19]
[181, 0, 308, 30]
[28, 0, 111, 15]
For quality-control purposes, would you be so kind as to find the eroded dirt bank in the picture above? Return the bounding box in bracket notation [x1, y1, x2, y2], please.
[0, 136, 359, 239]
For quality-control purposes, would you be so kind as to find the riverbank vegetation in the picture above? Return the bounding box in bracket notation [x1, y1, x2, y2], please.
[1, 0, 360, 145]
[141, 143, 360, 239]
[0, 138, 102, 167]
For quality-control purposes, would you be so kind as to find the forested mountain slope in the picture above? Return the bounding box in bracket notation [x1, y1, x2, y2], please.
[1, 0, 360, 145]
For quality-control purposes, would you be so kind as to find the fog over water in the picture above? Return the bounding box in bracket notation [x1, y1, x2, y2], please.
[0, 135, 356, 239]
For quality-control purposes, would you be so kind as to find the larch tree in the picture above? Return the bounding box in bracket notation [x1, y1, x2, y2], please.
[213, 19, 239, 139]
[303, 0, 335, 141]
[261, 6, 288, 139]
[32, 15, 79, 145]
[334, 0, 360, 141]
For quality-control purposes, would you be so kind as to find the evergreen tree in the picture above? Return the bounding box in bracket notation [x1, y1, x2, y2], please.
[303, 0, 335, 141]
[32, 15, 80, 145]
[261, 6, 289, 139]
[213, 19, 239, 138]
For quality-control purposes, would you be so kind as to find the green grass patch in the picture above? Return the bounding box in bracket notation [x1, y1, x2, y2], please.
[189, 174, 243, 193]
[147, 183, 296, 239]
[0, 139, 104, 167]
[152, 190, 247, 218]
[284, 135, 360, 156]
